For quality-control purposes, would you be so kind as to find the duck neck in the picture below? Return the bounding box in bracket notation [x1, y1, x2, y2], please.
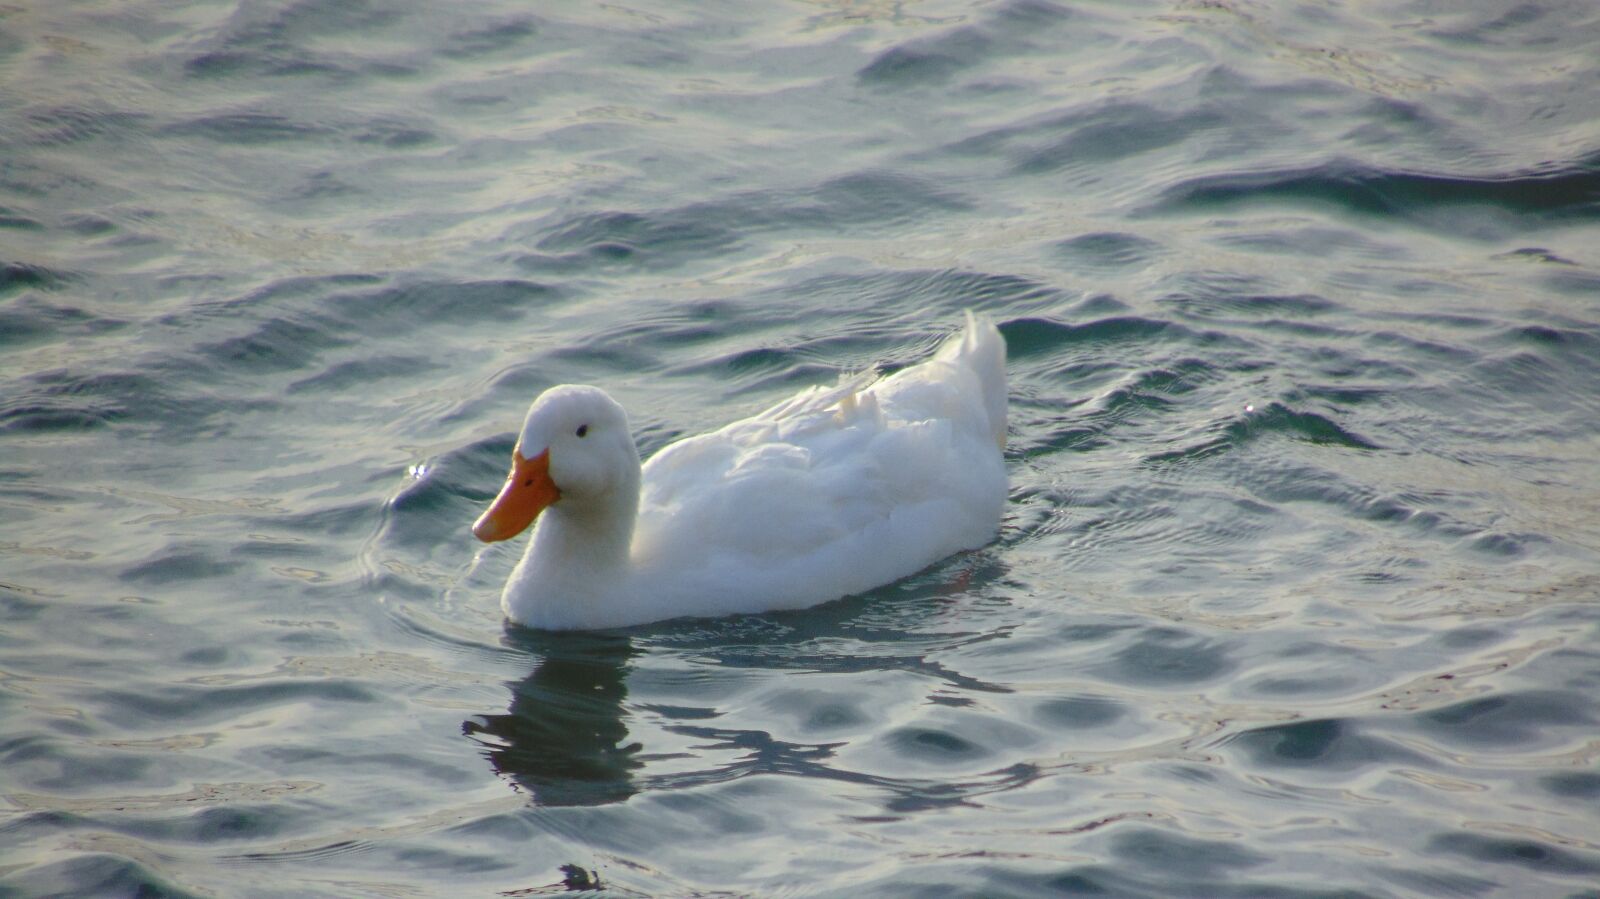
[507, 472, 640, 627]
[532, 487, 638, 580]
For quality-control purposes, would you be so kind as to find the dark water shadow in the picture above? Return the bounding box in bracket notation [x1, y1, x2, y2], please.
[463, 551, 1021, 813]
[463, 630, 641, 807]
[635, 550, 1018, 690]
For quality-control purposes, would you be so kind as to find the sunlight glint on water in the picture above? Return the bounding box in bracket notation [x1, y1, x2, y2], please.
[2, 0, 1599, 896]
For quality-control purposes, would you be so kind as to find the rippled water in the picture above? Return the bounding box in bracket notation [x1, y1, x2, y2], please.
[4, 0, 1600, 895]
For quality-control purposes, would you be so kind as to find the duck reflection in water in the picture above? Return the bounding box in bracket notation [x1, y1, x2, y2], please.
[464, 630, 641, 807]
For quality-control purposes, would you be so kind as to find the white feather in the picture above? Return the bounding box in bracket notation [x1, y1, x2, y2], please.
[491, 313, 1008, 630]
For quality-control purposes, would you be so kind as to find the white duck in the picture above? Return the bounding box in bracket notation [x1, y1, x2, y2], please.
[473, 312, 1008, 630]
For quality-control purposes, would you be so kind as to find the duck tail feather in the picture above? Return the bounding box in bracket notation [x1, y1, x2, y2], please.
[946, 310, 1008, 449]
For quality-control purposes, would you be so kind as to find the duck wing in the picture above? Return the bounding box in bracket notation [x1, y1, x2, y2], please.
[629, 316, 1006, 606]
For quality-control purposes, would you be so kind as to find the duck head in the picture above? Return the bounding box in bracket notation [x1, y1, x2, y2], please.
[473, 385, 638, 543]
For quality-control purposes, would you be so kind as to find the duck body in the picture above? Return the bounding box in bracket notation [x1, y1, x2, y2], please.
[474, 312, 1007, 630]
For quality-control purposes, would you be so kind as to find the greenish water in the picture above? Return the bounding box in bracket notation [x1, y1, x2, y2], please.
[3, 1, 1599, 896]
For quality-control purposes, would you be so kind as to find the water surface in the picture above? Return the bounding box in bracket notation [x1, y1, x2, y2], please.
[3, 0, 1599, 895]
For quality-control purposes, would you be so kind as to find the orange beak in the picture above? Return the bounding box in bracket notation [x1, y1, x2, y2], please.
[472, 448, 560, 542]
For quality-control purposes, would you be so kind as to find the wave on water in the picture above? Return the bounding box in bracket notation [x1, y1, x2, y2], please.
[1152, 152, 1600, 225]
[4, 0, 1600, 895]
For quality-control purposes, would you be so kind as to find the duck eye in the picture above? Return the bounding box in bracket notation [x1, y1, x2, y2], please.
[576, 424, 589, 438]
